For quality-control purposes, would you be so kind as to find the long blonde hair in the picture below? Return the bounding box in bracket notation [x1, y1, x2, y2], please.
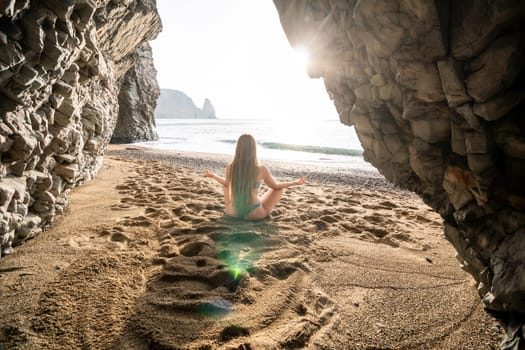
[229, 134, 259, 217]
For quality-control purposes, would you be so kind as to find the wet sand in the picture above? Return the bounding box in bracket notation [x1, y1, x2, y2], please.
[0, 145, 503, 349]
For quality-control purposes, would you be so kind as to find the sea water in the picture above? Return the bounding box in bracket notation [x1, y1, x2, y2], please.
[139, 118, 376, 171]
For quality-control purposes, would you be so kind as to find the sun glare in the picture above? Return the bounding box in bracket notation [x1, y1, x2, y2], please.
[153, 1, 339, 120]
[292, 47, 310, 70]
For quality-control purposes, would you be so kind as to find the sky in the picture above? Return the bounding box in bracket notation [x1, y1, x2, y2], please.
[150, 0, 339, 120]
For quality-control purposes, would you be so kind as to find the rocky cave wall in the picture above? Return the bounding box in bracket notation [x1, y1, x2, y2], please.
[273, 0, 525, 346]
[0, 0, 161, 256]
[110, 42, 160, 144]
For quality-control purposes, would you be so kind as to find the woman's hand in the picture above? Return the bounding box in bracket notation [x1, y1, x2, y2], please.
[205, 169, 227, 186]
[294, 176, 307, 186]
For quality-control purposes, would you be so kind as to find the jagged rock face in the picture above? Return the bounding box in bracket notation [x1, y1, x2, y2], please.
[111, 42, 160, 143]
[274, 0, 525, 345]
[0, 1, 161, 255]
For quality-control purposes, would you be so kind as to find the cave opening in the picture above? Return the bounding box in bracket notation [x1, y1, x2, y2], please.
[128, 0, 368, 170]
[0, 0, 524, 348]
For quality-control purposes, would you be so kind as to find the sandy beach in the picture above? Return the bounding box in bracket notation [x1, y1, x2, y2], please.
[0, 145, 503, 349]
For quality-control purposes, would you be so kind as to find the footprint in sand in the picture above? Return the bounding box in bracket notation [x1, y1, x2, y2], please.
[171, 194, 186, 202]
[343, 198, 361, 206]
[159, 219, 179, 229]
[177, 215, 207, 225]
[340, 223, 362, 234]
[340, 207, 359, 214]
[115, 184, 131, 191]
[120, 196, 135, 204]
[167, 186, 187, 192]
[362, 204, 387, 210]
[205, 203, 223, 211]
[392, 232, 414, 243]
[364, 214, 385, 224]
[379, 200, 398, 209]
[150, 195, 170, 204]
[186, 203, 205, 212]
[366, 226, 389, 238]
[320, 215, 339, 224]
[179, 240, 216, 257]
[262, 260, 310, 281]
[313, 220, 329, 231]
[171, 204, 189, 215]
[146, 185, 163, 193]
[119, 215, 153, 227]
[195, 188, 217, 196]
[299, 212, 316, 221]
[159, 243, 179, 258]
[144, 207, 172, 220]
[415, 214, 433, 223]
[110, 231, 130, 243]
[178, 214, 194, 222]
[219, 325, 250, 342]
[110, 203, 132, 211]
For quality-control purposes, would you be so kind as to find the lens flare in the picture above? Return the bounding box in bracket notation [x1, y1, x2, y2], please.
[196, 227, 270, 319]
[218, 244, 256, 282]
[196, 299, 233, 319]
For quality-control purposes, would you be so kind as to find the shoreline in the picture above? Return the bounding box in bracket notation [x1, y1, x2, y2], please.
[0, 145, 502, 349]
[108, 144, 394, 190]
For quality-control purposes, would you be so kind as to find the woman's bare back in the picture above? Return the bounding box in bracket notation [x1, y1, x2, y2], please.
[204, 135, 305, 221]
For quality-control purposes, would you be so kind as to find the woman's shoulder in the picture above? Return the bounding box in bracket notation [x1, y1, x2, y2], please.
[258, 164, 269, 175]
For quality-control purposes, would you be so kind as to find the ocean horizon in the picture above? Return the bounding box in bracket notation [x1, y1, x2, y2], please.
[138, 118, 376, 171]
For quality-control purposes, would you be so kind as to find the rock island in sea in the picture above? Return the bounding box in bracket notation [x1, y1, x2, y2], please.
[155, 88, 217, 119]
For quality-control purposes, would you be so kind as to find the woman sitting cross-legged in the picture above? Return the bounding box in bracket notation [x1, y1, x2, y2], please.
[205, 134, 306, 220]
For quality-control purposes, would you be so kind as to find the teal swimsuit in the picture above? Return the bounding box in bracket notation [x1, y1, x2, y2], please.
[246, 202, 261, 213]
[227, 181, 262, 218]
[246, 182, 262, 214]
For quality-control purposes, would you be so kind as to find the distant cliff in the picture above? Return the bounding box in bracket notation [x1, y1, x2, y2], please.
[155, 89, 216, 119]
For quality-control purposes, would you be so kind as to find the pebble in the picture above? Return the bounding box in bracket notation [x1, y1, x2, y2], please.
[490, 326, 501, 333]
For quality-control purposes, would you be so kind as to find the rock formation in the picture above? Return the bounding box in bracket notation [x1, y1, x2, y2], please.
[201, 97, 216, 119]
[111, 43, 160, 143]
[273, 0, 525, 347]
[155, 88, 217, 119]
[0, 1, 161, 255]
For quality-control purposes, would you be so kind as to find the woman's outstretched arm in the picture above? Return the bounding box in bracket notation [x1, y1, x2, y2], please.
[261, 165, 306, 190]
[205, 169, 228, 186]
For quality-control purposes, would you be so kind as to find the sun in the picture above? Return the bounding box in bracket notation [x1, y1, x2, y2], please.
[292, 47, 310, 70]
